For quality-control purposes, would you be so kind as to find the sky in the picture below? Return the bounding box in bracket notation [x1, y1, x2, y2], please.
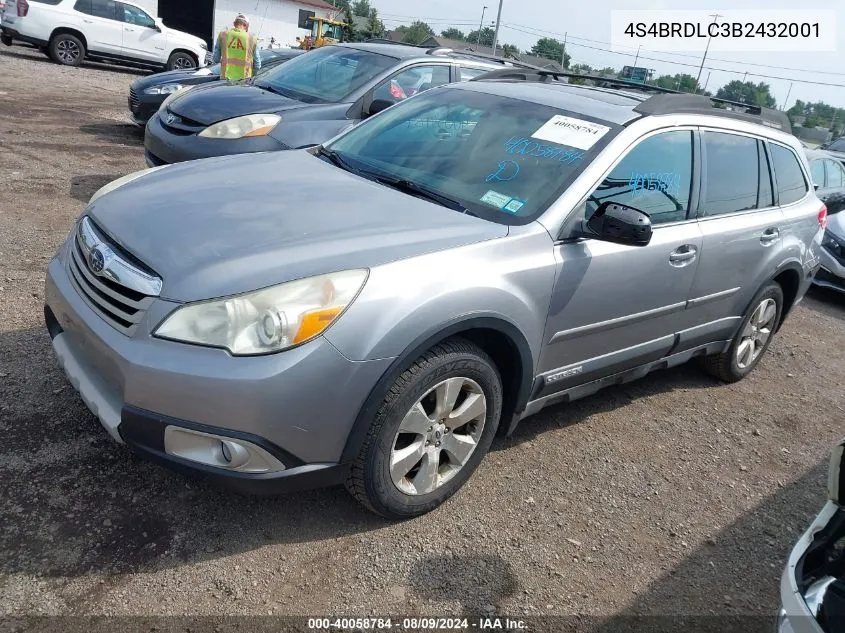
[370, 0, 845, 113]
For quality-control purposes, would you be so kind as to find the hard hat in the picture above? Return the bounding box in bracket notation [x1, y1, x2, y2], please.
[234, 13, 249, 26]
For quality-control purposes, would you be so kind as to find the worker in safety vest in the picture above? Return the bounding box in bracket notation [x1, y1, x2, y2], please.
[212, 13, 261, 80]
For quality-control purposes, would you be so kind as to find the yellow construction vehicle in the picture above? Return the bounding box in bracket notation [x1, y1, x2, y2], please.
[297, 17, 346, 50]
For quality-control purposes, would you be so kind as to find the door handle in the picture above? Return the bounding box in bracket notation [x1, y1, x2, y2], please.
[125, 27, 134, 31]
[760, 227, 780, 245]
[669, 245, 698, 267]
[83, 18, 93, 23]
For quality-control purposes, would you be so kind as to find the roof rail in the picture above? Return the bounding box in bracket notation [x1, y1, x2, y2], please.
[473, 69, 793, 133]
[634, 94, 792, 133]
[425, 46, 545, 71]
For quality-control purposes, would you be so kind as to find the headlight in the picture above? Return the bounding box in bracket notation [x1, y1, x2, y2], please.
[89, 166, 168, 204]
[159, 85, 193, 112]
[822, 231, 844, 258]
[144, 83, 184, 95]
[154, 270, 368, 355]
[199, 41, 208, 51]
[198, 114, 281, 139]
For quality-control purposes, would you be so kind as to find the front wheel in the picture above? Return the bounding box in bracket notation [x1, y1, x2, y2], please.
[701, 281, 784, 382]
[49, 33, 85, 66]
[346, 338, 503, 519]
[167, 51, 196, 71]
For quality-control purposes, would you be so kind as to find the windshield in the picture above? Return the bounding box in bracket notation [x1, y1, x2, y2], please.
[253, 46, 395, 104]
[324, 87, 620, 224]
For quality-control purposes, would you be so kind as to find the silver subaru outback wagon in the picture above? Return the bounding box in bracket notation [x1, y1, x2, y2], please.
[44, 72, 826, 518]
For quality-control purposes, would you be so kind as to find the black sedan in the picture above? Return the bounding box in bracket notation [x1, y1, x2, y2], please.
[128, 48, 303, 126]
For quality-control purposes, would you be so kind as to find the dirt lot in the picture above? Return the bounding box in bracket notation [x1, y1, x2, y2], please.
[1, 45, 845, 627]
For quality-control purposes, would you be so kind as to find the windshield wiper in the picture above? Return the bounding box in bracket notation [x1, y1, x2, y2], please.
[372, 174, 467, 213]
[316, 146, 361, 175]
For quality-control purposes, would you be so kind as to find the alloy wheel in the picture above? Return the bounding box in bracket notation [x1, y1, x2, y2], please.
[389, 377, 487, 496]
[56, 40, 80, 64]
[736, 298, 777, 369]
[174, 57, 195, 70]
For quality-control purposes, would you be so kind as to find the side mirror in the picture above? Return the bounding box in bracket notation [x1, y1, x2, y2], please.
[584, 201, 653, 247]
[367, 99, 393, 117]
[828, 438, 845, 505]
[815, 183, 820, 191]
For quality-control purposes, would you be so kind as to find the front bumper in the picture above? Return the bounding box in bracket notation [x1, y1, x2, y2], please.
[144, 111, 288, 166]
[44, 252, 392, 490]
[128, 91, 163, 127]
[813, 246, 845, 294]
[778, 501, 843, 633]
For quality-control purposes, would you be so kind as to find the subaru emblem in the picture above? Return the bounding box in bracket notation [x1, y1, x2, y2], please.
[89, 247, 105, 274]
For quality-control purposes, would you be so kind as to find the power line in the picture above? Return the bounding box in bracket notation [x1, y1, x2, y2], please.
[502, 21, 845, 78]
[501, 24, 845, 88]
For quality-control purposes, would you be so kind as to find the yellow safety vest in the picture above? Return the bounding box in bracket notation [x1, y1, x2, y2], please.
[219, 28, 256, 81]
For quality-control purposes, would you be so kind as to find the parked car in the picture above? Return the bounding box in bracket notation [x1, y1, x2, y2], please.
[1, 0, 207, 71]
[820, 137, 845, 166]
[128, 48, 304, 126]
[778, 438, 845, 633]
[807, 149, 845, 293]
[45, 73, 824, 518]
[143, 42, 535, 167]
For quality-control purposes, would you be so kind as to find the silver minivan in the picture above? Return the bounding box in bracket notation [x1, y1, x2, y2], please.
[44, 72, 826, 517]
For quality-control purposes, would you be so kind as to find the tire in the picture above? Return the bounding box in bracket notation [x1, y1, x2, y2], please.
[1, 34, 12, 47]
[49, 33, 84, 66]
[346, 338, 503, 519]
[166, 51, 196, 71]
[701, 281, 784, 383]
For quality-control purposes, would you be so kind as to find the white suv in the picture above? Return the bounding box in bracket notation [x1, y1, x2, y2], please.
[1, 0, 207, 70]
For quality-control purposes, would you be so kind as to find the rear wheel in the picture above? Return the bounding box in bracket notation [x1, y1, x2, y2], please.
[167, 51, 196, 71]
[701, 281, 784, 382]
[1, 34, 13, 47]
[346, 338, 503, 519]
[49, 33, 85, 66]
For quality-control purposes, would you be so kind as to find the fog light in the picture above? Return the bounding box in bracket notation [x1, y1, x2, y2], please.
[163, 426, 286, 473]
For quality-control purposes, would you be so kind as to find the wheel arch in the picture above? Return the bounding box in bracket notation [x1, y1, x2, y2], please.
[339, 315, 535, 464]
[772, 262, 804, 330]
[49, 27, 87, 51]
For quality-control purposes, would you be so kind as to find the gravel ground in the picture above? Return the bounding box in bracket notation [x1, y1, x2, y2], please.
[1, 45, 845, 628]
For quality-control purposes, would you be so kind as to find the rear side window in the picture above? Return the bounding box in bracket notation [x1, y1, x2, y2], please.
[74, 0, 117, 19]
[825, 159, 845, 188]
[810, 160, 826, 188]
[459, 67, 490, 81]
[770, 144, 808, 205]
[701, 131, 763, 216]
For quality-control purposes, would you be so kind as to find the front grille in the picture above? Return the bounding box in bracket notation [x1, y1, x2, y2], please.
[128, 86, 140, 111]
[66, 221, 158, 336]
[161, 110, 205, 135]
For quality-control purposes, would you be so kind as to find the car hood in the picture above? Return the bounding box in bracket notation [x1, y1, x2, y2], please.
[169, 83, 312, 126]
[87, 151, 508, 302]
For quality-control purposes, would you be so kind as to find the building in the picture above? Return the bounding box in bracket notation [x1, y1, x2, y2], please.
[133, 0, 338, 48]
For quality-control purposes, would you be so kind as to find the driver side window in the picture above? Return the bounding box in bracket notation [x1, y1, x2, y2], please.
[373, 65, 450, 105]
[120, 3, 155, 27]
[585, 130, 693, 226]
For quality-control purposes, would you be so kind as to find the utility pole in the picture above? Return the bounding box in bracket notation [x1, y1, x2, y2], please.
[633, 45, 641, 67]
[702, 71, 711, 93]
[491, 0, 504, 56]
[783, 82, 793, 111]
[476, 5, 487, 50]
[560, 31, 567, 69]
[742, 71, 748, 83]
[695, 13, 722, 92]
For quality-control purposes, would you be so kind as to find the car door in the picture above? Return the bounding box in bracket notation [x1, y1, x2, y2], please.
[116, 2, 165, 63]
[823, 159, 845, 214]
[536, 129, 703, 394]
[72, 0, 123, 55]
[684, 130, 785, 343]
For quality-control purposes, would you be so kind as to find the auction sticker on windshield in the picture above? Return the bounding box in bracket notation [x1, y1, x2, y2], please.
[531, 115, 610, 150]
[481, 190, 514, 209]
